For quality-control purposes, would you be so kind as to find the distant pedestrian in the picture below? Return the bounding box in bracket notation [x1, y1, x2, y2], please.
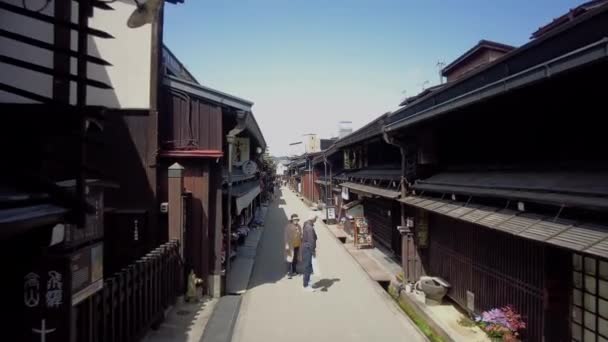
[284, 214, 303, 279]
[301, 215, 318, 292]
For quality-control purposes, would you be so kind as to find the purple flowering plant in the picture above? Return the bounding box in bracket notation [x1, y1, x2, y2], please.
[475, 305, 526, 340]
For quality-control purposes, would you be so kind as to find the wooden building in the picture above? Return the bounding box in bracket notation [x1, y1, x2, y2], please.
[384, 4, 608, 341]
[311, 114, 403, 257]
[0, 0, 188, 340]
[157, 65, 266, 296]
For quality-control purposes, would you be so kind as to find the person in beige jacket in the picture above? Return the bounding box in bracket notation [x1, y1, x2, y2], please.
[285, 214, 303, 279]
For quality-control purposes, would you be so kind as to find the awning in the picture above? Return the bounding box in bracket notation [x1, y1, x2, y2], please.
[226, 182, 261, 215]
[315, 180, 331, 186]
[400, 196, 608, 258]
[341, 182, 400, 199]
[0, 204, 68, 240]
[335, 168, 401, 182]
[413, 171, 608, 211]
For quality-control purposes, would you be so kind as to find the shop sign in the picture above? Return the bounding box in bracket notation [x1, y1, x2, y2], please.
[326, 206, 336, 220]
[416, 209, 429, 248]
[242, 160, 258, 175]
[342, 186, 349, 200]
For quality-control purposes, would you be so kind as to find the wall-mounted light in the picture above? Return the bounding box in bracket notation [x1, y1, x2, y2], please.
[127, 0, 163, 28]
[256, 147, 263, 154]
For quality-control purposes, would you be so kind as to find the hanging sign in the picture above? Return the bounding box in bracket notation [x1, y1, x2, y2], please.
[242, 160, 258, 175]
[342, 186, 350, 200]
[416, 209, 429, 248]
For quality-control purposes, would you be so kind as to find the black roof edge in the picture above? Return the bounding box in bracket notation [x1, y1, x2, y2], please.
[385, 5, 608, 132]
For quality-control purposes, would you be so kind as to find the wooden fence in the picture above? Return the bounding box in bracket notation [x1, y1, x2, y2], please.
[75, 240, 183, 342]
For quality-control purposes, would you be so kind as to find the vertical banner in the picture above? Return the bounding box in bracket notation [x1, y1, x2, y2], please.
[342, 186, 349, 200]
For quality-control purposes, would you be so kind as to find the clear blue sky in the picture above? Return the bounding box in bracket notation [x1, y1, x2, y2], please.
[164, 0, 582, 156]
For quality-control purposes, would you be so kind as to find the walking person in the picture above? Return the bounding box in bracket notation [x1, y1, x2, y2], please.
[284, 214, 302, 279]
[301, 215, 318, 292]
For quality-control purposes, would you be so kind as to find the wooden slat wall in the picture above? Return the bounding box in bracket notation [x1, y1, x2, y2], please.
[365, 198, 400, 254]
[428, 214, 545, 341]
[302, 170, 320, 202]
[183, 162, 211, 291]
[191, 98, 222, 151]
[160, 89, 223, 151]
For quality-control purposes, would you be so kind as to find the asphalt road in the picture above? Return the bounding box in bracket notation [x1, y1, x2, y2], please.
[231, 188, 426, 342]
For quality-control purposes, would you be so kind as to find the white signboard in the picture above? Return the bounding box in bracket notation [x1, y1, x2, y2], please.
[327, 207, 336, 220]
[242, 160, 258, 175]
[342, 187, 350, 200]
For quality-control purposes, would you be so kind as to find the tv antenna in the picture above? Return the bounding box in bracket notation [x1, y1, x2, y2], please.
[436, 61, 446, 84]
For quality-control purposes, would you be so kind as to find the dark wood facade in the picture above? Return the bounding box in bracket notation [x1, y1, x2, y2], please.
[427, 214, 571, 341]
[383, 7, 608, 341]
[364, 198, 402, 256]
[160, 89, 223, 152]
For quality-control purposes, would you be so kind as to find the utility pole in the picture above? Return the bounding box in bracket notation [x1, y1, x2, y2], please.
[436, 61, 446, 84]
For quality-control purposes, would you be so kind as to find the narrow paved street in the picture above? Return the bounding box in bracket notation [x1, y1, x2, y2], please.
[232, 188, 425, 342]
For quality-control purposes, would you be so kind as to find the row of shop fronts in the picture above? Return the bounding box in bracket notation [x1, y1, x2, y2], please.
[285, 3, 608, 341]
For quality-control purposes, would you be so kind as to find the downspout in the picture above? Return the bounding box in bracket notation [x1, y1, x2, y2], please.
[323, 153, 333, 221]
[383, 130, 412, 283]
[225, 110, 248, 275]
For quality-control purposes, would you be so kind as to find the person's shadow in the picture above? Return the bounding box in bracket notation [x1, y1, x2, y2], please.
[312, 278, 341, 292]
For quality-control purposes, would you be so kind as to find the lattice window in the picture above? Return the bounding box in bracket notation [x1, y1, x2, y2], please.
[572, 254, 608, 342]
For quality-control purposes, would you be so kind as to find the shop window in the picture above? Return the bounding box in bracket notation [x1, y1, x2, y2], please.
[572, 253, 608, 342]
[601, 281, 608, 299]
[587, 257, 598, 276]
[588, 276, 598, 295]
[601, 261, 608, 279]
[600, 318, 608, 336]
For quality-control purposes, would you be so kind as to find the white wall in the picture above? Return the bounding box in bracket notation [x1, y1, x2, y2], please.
[276, 163, 287, 176]
[83, 0, 152, 109]
[304, 134, 320, 153]
[0, 0, 153, 109]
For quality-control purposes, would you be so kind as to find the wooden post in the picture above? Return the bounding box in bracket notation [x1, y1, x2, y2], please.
[168, 163, 184, 258]
[210, 166, 223, 298]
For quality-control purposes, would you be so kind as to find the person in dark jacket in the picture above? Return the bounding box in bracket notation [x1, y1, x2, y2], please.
[301, 215, 318, 292]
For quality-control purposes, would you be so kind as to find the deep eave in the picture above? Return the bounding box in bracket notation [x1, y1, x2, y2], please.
[160, 150, 224, 159]
[163, 76, 254, 112]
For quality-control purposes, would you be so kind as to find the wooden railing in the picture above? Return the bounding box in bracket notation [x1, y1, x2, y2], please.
[75, 240, 183, 342]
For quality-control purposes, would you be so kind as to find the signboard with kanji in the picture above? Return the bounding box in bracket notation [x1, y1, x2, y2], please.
[22, 242, 103, 342]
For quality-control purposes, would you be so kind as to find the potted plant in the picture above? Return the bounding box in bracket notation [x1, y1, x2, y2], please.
[475, 305, 526, 341]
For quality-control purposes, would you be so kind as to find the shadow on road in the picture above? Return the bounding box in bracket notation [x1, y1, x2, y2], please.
[312, 278, 341, 292]
[248, 189, 291, 290]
